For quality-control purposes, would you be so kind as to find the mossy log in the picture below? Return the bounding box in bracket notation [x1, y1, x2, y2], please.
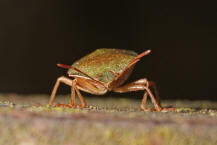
[0, 94, 216, 145]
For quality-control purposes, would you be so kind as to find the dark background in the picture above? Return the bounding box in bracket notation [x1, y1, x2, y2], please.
[0, 1, 217, 100]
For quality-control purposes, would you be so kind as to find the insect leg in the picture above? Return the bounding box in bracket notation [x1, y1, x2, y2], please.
[70, 80, 76, 106]
[141, 92, 151, 111]
[49, 76, 73, 105]
[129, 78, 161, 107]
[112, 78, 162, 111]
[75, 86, 87, 108]
[143, 82, 162, 111]
[148, 81, 161, 106]
[144, 81, 175, 112]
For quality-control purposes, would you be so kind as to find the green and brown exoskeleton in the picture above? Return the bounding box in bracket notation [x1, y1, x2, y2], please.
[49, 48, 175, 111]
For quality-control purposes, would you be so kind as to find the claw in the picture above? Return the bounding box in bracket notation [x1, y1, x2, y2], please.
[160, 107, 176, 112]
[55, 103, 73, 108]
[55, 103, 86, 108]
[55, 103, 65, 107]
[141, 104, 155, 112]
[141, 104, 176, 112]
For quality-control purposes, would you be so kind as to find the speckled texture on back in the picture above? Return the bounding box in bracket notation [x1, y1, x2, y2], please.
[68, 48, 137, 83]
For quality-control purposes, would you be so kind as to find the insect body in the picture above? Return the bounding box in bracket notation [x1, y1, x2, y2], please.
[49, 48, 175, 111]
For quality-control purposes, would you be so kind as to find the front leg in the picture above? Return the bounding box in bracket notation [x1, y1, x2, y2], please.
[112, 78, 175, 111]
[49, 76, 87, 108]
[49, 76, 73, 105]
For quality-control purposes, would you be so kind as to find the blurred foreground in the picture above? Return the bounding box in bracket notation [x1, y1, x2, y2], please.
[0, 94, 216, 145]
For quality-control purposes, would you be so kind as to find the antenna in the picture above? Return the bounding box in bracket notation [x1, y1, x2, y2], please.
[129, 50, 151, 65]
[57, 64, 106, 87]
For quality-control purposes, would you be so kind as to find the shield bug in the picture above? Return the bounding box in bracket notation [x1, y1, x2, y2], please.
[49, 48, 175, 111]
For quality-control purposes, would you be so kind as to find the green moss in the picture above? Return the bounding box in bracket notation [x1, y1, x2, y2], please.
[176, 107, 196, 113]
